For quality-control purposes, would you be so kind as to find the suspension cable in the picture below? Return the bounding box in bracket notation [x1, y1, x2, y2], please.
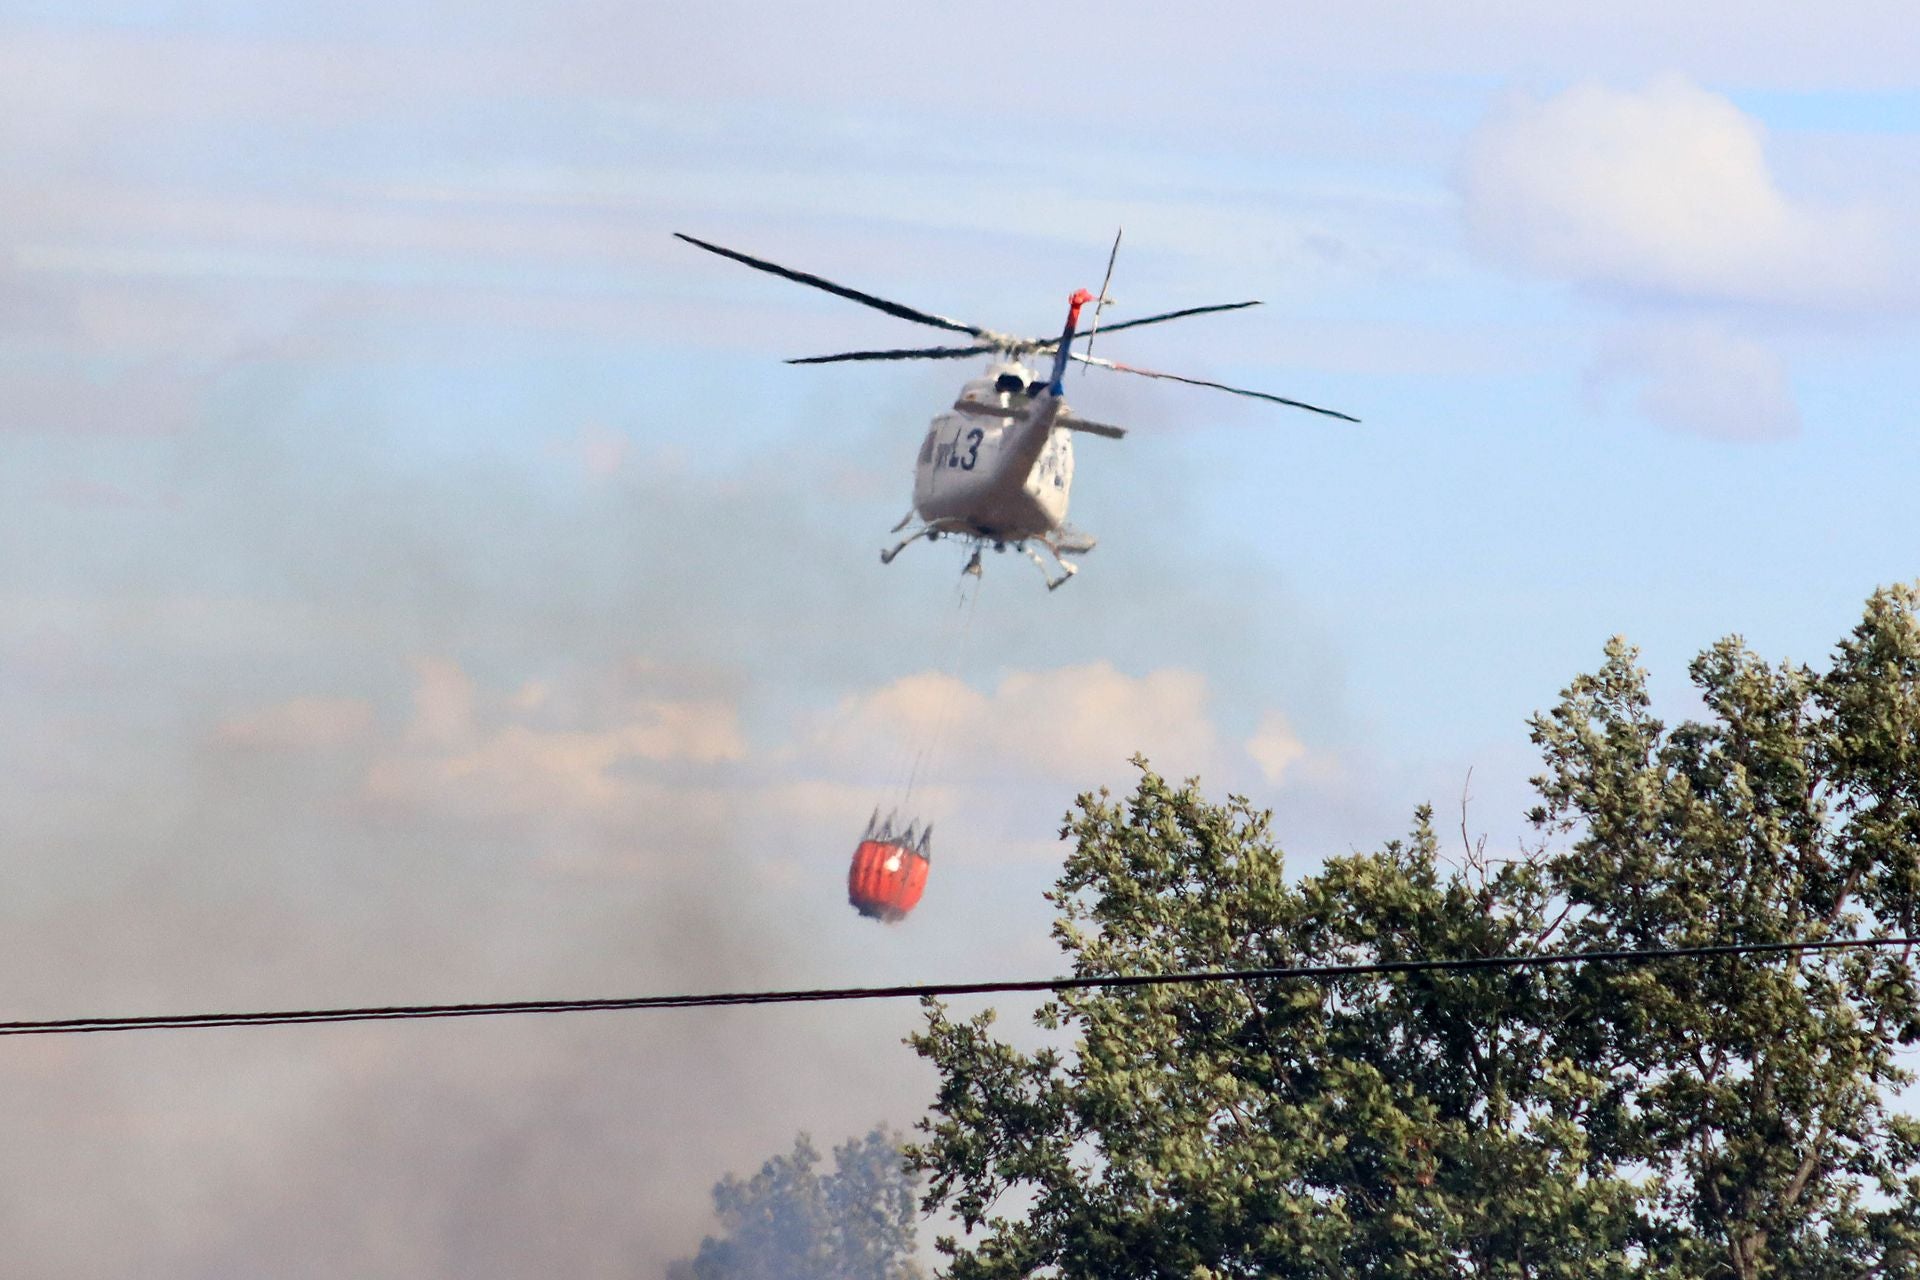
[901, 566, 983, 807]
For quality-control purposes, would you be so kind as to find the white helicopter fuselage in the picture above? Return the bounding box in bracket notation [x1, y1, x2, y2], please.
[912, 363, 1073, 543]
[883, 358, 1119, 587]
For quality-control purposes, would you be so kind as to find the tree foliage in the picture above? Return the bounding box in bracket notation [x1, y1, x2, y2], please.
[910, 585, 1920, 1279]
[668, 1125, 923, 1280]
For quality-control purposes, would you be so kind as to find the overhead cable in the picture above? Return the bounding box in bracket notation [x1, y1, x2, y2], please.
[3, 934, 1915, 1038]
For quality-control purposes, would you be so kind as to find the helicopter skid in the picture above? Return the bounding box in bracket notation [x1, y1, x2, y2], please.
[879, 529, 923, 565]
[880, 518, 969, 565]
[882, 520, 1088, 591]
[1021, 541, 1078, 591]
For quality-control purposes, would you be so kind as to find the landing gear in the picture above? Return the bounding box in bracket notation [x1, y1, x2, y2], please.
[882, 522, 1088, 591]
[882, 526, 934, 564]
[1020, 542, 1077, 591]
[882, 520, 965, 565]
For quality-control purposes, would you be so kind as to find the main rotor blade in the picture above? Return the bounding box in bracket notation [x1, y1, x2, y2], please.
[675, 233, 986, 337]
[1068, 351, 1359, 422]
[787, 344, 997, 365]
[1075, 299, 1263, 343]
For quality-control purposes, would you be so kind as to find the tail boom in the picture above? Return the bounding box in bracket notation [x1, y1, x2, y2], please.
[1046, 289, 1096, 392]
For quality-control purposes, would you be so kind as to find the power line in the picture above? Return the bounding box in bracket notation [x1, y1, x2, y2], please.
[4, 934, 1915, 1038]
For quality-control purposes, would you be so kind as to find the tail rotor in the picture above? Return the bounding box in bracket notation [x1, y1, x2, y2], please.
[1081, 226, 1122, 372]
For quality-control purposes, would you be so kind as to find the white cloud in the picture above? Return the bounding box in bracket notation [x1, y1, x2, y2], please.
[1588, 320, 1800, 442]
[1460, 76, 1896, 309]
[1246, 710, 1308, 784]
[369, 658, 747, 820]
[0, 359, 217, 436]
[217, 696, 374, 749]
[821, 661, 1228, 784]
[404, 656, 475, 748]
[548, 423, 629, 479]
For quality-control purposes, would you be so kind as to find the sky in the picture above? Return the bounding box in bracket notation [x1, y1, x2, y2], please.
[3, 2, 1919, 1274]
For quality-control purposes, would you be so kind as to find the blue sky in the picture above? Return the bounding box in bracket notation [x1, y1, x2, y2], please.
[4, 2, 1920, 1274]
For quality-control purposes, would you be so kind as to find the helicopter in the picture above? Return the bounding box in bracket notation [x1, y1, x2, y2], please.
[676, 231, 1357, 589]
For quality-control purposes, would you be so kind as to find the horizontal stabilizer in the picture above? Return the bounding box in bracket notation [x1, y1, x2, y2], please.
[1052, 526, 1098, 555]
[953, 399, 1022, 420]
[1056, 411, 1125, 439]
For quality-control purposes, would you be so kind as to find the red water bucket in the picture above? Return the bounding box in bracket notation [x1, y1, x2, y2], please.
[847, 838, 931, 922]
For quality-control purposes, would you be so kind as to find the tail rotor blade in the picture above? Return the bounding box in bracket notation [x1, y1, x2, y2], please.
[1068, 351, 1358, 422]
[1082, 226, 1123, 372]
[675, 233, 991, 338]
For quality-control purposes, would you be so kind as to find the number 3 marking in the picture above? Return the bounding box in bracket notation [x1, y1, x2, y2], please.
[958, 428, 983, 471]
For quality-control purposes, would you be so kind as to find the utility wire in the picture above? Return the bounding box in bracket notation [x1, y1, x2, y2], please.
[4, 934, 1916, 1038]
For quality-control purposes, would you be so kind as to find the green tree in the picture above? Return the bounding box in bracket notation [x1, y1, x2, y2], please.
[668, 1125, 923, 1280]
[910, 586, 1920, 1279]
